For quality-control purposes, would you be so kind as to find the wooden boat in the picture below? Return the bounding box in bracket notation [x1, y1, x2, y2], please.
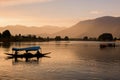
[99, 43, 115, 48]
[5, 46, 51, 61]
[5, 52, 51, 58]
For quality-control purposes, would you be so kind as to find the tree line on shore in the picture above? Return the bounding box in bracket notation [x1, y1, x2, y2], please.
[0, 30, 70, 42]
[0, 30, 118, 42]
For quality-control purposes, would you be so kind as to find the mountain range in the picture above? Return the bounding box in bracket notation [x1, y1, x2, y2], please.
[53, 16, 120, 38]
[0, 16, 120, 38]
[0, 25, 66, 37]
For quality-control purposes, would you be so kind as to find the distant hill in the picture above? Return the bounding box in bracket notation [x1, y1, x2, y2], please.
[52, 16, 120, 38]
[1, 16, 120, 38]
[0, 25, 66, 37]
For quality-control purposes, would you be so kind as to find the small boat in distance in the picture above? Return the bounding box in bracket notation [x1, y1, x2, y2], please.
[99, 43, 116, 49]
[5, 46, 51, 62]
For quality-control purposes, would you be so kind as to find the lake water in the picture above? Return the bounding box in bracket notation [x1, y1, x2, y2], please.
[0, 41, 120, 80]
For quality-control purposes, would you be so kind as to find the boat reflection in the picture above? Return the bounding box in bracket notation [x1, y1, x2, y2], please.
[6, 55, 51, 65]
[12, 58, 40, 65]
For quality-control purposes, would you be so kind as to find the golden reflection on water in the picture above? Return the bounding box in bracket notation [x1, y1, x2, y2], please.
[0, 41, 120, 80]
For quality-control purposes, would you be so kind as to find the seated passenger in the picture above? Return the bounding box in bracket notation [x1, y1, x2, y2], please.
[35, 51, 43, 56]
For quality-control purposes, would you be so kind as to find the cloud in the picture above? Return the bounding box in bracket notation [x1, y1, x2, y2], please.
[90, 10, 103, 15]
[0, 0, 53, 6]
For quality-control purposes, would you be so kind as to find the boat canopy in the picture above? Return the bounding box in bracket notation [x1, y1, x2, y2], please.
[12, 46, 41, 51]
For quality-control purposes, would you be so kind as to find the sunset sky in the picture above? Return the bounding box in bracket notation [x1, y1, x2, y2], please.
[0, 0, 120, 27]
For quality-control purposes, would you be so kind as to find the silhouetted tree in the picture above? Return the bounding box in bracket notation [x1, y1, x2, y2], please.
[18, 34, 21, 37]
[46, 37, 50, 41]
[114, 37, 117, 41]
[64, 36, 69, 41]
[2, 30, 11, 38]
[83, 36, 88, 40]
[89, 37, 97, 41]
[32, 35, 36, 39]
[28, 34, 32, 38]
[55, 36, 61, 41]
[0, 33, 2, 38]
[38, 36, 45, 41]
[98, 33, 113, 41]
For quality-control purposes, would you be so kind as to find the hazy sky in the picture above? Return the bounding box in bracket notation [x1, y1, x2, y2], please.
[0, 0, 120, 27]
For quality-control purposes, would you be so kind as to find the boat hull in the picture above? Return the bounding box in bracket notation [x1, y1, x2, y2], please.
[6, 52, 51, 59]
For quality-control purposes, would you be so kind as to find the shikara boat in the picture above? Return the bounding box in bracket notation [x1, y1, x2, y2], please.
[5, 46, 51, 61]
[99, 43, 115, 48]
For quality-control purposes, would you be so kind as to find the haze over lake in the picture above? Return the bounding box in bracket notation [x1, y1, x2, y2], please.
[0, 0, 120, 80]
[0, 41, 120, 80]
